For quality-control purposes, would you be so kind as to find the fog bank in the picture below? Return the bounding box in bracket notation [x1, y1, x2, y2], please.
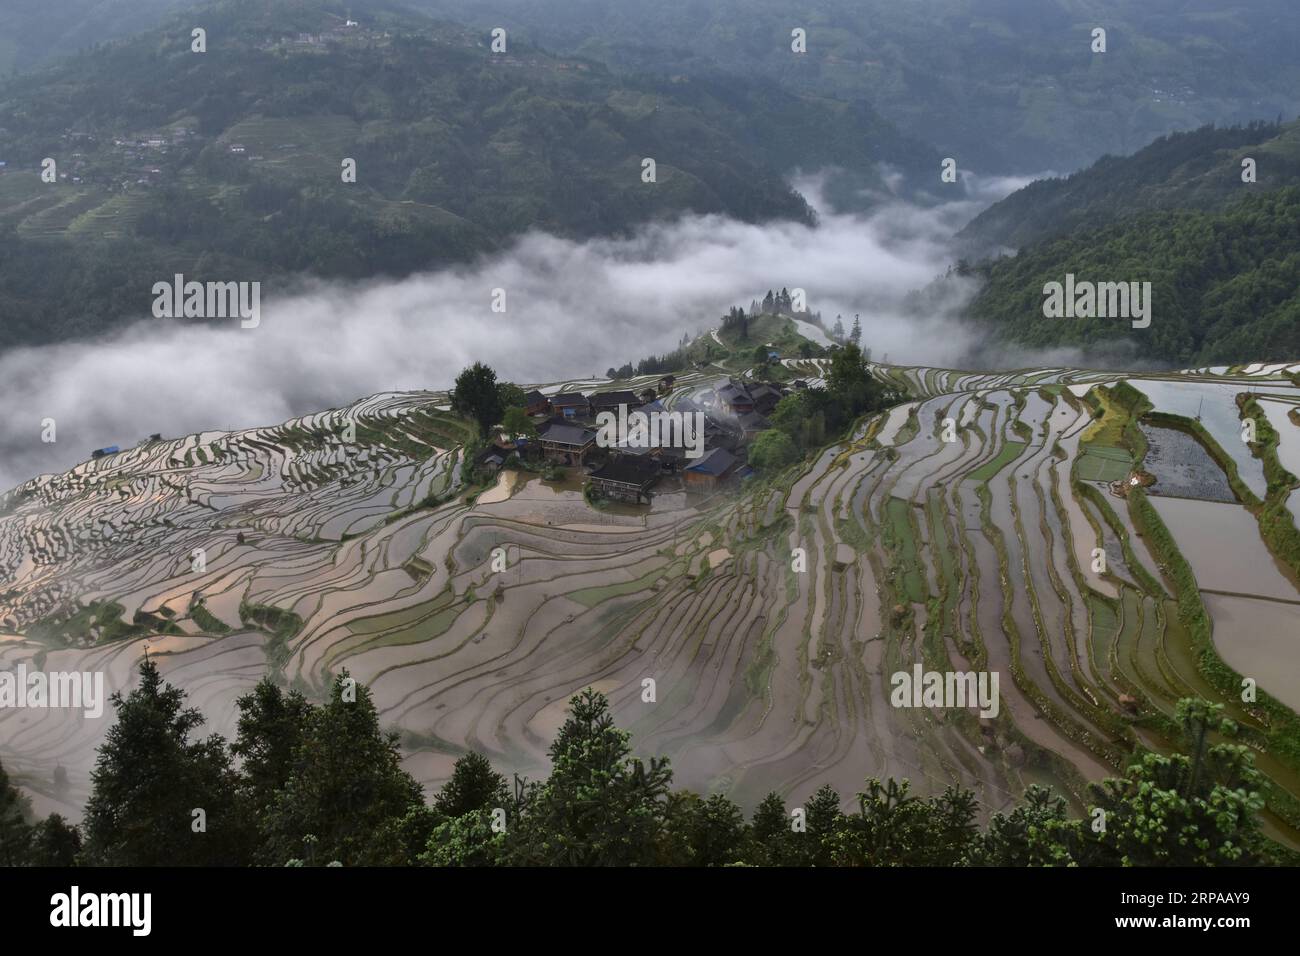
[1, 173, 1047, 490]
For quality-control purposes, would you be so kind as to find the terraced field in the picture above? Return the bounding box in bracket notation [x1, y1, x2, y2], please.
[4, 359, 1300, 847]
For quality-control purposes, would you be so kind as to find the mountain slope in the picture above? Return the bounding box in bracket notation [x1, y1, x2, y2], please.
[965, 187, 1300, 367]
[411, 0, 1300, 174]
[0, 0, 189, 75]
[0, 0, 938, 351]
[961, 120, 1300, 251]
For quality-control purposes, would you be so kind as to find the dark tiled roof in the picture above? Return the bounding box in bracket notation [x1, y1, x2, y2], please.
[550, 392, 589, 407]
[588, 457, 661, 487]
[685, 447, 736, 476]
[524, 390, 547, 404]
[737, 411, 769, 430]
[539, 422, 596, 445]
[717, 383, 748, 402]
[590, 390, 641, 407]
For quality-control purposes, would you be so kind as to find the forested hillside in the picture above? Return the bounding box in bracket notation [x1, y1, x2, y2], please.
[413, 0, 1300, 173]
[0, 0, 937, 350]
[966, 187, 1300, 366]
[0, 0, 189, 75]
[962, 120, 1300, 251]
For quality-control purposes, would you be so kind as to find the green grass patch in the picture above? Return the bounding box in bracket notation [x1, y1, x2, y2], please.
[568, 562, 677, 608]
[884, 496, 927, 603]
[968, 439, 1028, 482]
[190, 602, 232, 635]
[1076, 444, 1133, 482]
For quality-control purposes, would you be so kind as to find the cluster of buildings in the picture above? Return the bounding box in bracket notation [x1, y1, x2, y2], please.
[475, 374, 805, 505]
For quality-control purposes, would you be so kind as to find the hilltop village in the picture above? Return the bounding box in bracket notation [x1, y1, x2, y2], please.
[474, 374, 811, 505]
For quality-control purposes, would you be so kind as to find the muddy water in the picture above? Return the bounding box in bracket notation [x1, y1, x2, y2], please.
[1259, 400, 1300, 477]
[1203, 594, 1300, 713]
[1149, 497, 1298, 601]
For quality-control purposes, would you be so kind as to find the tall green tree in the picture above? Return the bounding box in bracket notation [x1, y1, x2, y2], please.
[1085, 700, 1271, 866]
[665, 790, 748, 868]
[434, 752, 509, 819]
[506, 688, 672, 866]
[261, 671, 423, 866]
[793, 783, 844, 867]
[977, 785, 1080, 866]
[29, 814, 82, 866]
[0, 757, 33, 866]
[230, 678, 313, 850]
[451, 362, 505, 438]
[82, 659, 246, 866]
[749, 791, 793, 866]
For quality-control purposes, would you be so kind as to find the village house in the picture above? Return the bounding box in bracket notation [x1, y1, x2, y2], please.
[683, 447, 738, 490]
[550, 392, 590, 420]
[523, 390, 550, 416]
[585, 456, 661, 504]
[737, 411, 770, 441]
[473, 445, 508, 474]
[715, 381, 754, 416]
[589, 390, 645, 416]
[713, 379, 787, 418]
[537, 420, 596, 465]
[747, 383, 785, 416]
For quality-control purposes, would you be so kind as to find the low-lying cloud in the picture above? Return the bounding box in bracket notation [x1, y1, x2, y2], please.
[2, 173, 1052, 490]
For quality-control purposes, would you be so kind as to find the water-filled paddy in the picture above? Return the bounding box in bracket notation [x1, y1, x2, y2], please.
[1149, 496, 1297, 601]
[1203, 593, 1300, 713]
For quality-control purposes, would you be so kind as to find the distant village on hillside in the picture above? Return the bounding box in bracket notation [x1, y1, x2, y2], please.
[475, 372, 814, 505]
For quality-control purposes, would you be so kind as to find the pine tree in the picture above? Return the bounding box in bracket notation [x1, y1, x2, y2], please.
[665, 792, 747, 866]
[29, 814, 82, 866]
[261, 671, 423, 866]
[797, 784, 843, 866]
[506, 688, 672, 866]
[750, 792, 792, 865]
[1085, 700, 1271, 865]
[434, 752, 508, 818]
[0, 757, 32, 866]
[231, 679, 312, 842]
[83, 659, 246, 866]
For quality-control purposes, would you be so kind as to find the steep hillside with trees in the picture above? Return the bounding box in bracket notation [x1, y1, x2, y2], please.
[0, 0, 937, 350]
